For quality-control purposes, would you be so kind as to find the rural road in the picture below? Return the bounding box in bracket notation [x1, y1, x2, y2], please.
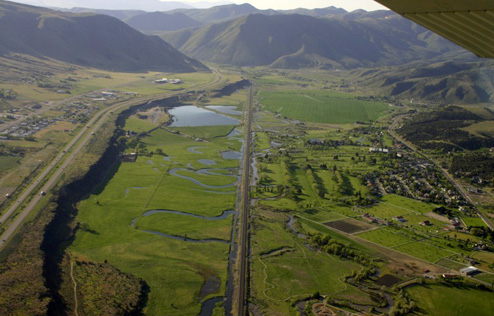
[237, 84, 253, 316]
[0, 69, 226, 250]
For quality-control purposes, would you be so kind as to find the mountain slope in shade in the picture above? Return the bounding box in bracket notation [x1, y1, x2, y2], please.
[124, 11, 203, 32]
[0, 1, 207, 72]
[160, 12, 471, 69]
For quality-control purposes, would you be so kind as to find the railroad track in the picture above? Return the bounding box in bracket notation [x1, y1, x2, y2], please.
[237, 84, 253, 316]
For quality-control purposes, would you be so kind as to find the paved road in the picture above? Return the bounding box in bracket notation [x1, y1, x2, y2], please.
[237, 84, 253, 316]
[388, 115, 494, 231]
[0, 70, 226, 250]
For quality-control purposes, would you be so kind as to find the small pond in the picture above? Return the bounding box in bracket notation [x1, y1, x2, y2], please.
[169, 105, 239, 127]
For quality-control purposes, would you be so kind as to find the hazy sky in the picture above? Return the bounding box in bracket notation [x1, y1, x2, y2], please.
[185, 1, 388, 11]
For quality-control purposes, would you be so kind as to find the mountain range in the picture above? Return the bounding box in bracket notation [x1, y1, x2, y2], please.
[0, 1, 207, 72]
[7, 0, 194, 11]
[62, 4, 351, 32]
[159, 11, 472, 69]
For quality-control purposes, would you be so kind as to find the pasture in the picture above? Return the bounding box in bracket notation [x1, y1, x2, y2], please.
[250, 211, 360, 315]
[407, 284, 494, 316]
[259, 90, 389, 124]
[357, 228, 415, 248]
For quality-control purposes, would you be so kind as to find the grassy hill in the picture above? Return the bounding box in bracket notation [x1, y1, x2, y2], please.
[124, 11, 203, 32]
[354, 61, 494, 103]
[0, 1, 208, 72]
[160, 12, 471, 69]
[169, 3, 280, 23]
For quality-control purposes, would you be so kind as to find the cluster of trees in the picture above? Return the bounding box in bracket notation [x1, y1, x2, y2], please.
[399, 106, 494, 150]
[348, 266, 376, 283]
[282, 159, 303, 200]
[37, 79, 73, 92]
[388, 290, 417, 316]
[0, 88, 17, 100]
[73, 260, 146, 316]
[0, 143, 29, 157]
[469, 226, 494, 241]
[451, 152, 494, 186]
[305, 164, 327, 198]
[308, 233, 371, 266]
[337, 170, 355, 196]
[0, 205, 55, 315]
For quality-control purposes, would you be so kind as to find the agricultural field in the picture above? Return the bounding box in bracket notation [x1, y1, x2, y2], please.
[259, 90, 390, 124]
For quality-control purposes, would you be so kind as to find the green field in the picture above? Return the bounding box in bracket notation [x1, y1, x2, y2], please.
[70, 120, 242, 315]
[124, 116, 159, 133]
[462, 216, 488, 228]
[137, 211, 233, 241]
[407, 284, 494, 316]
[393, 241, 456, 263]
[364, 195, 437, 219]
[260, 90, 389, 124]
[0, 155, 20, 173]
[357, 228, 414, 248]
[251, 211, 360, 315]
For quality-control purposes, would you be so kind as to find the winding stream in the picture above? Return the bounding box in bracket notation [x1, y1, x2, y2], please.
[131, 210, 235, 244]
[169, 168, 239, 189]
[188, 146, 204, 154]
[143, 209, 235, 220]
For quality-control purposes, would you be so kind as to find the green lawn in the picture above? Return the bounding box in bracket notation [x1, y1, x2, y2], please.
[407, 284, 494, 316]
[364, 195, 437, 219]
[393, 241, 456, 263]
[124, 116, 158, 133]
[462, 216, 488, 228]
[260, 90, 389, 124]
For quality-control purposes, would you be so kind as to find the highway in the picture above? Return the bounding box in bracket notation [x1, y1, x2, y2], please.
[0, 69, 226, 251]
[237, 84, 253, 316]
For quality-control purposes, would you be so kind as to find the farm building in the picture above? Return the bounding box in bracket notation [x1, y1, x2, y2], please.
[460, 266, 479, 276]
[369, 147, 389, 153]
[121, 153, 137, 162]
[395, 216, 407, 223]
